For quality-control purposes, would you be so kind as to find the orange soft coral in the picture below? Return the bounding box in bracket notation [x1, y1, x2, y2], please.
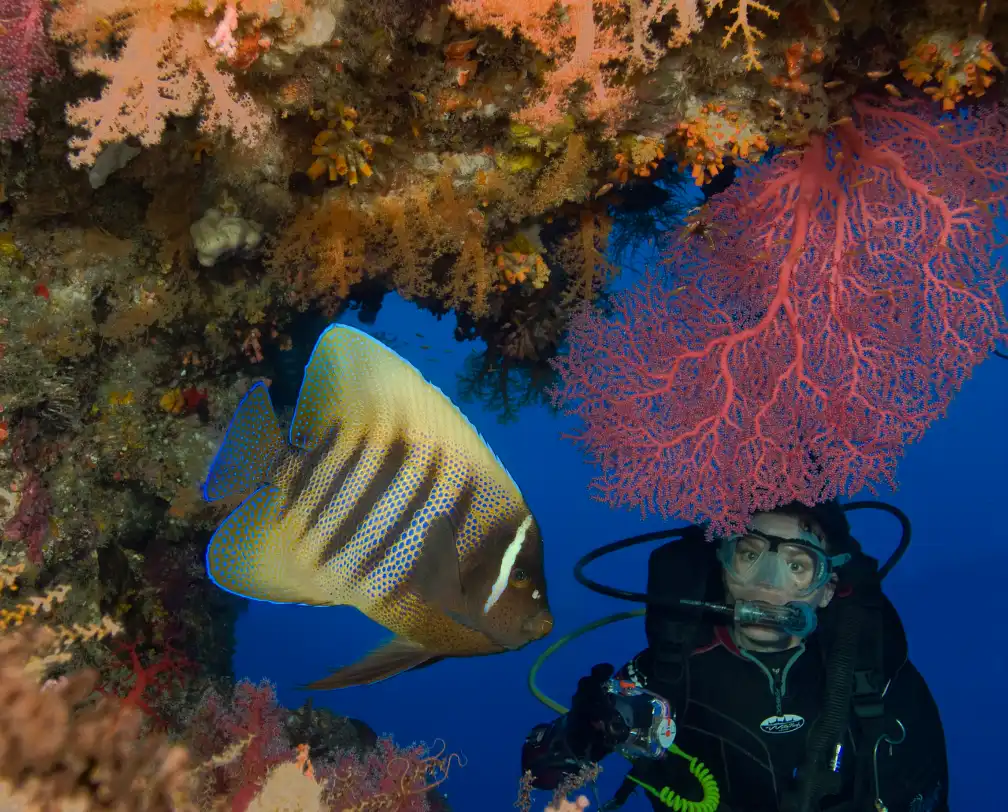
[900, 33, 1005, 111]
[63, 21, 271, 167]
[674, 103, 768, 185]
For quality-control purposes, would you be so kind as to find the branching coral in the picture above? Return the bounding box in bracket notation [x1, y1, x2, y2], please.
[50, 0, 286, 166]
[0, 626, 195, 811]
[707, 0, 780, 71]
[553, 98, 1008, 534]
[450, 0, 637, 130]
[4, 9, 1008, 810]
[0, 566, 192, 810]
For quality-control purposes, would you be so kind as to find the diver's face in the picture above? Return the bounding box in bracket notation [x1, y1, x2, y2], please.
[723, 512, 836, 650]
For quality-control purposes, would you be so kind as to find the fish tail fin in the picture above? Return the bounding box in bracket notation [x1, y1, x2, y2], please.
[202, 382, 286, 502]
[205, 484, 335, 605]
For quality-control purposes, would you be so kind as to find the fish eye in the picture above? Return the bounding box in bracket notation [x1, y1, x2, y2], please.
[509, 567, 530, 587]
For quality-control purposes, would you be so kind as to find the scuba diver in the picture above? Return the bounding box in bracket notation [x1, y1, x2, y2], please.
[521, 500, 949, 812]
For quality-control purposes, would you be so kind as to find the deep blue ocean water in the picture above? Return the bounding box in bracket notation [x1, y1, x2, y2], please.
[231, 274, 1007, 811]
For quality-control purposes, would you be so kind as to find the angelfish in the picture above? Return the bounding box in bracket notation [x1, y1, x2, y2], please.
[202, 324, 553, 689]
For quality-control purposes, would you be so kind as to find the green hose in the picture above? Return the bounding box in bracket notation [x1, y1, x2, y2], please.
[627, 748, 721, 812]
[528, 610, 720, 812]
[528, 609, 645, 714]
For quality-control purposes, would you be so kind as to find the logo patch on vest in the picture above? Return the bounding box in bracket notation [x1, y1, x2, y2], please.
[759, 713, 805, 734]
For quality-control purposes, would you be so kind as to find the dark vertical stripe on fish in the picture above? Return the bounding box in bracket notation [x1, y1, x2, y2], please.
[448, 483, 476, 548]
[319, 437, 409, 566]
[285, 425, 341, 513]
[355, 447, 442, 580]
[302, 434, 369, 539]
[384, 475, 477, 606]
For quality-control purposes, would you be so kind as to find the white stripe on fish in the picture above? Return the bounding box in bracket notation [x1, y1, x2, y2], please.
[484, 514, 534, 614]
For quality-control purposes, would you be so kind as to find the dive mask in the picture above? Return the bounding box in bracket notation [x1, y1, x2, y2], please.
[717, 527, 851, 598]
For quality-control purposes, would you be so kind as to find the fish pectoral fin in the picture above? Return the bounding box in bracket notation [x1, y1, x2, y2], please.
[300, 637, 439, 690]
[409, 512, 472, 619]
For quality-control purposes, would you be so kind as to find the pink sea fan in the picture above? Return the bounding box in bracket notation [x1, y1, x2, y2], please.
[552, 98, 1008, 536]
[0, 0, 58, 140]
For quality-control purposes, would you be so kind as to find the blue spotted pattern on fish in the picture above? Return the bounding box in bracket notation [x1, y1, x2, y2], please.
[202, 324, 553, 688]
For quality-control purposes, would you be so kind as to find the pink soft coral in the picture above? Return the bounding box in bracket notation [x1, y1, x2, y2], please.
[189, 679, 292, 812]
[53, 1, 272, 167]
[3, 471, 51, 565]
[450, 0, 639, 131]
[64, 20, 270, 167]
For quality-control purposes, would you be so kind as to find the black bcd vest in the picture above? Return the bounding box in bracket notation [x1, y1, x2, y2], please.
[625, 528, 909, 812]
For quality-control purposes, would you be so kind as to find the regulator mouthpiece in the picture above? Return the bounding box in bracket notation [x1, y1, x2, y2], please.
[734, 599, 818, 638]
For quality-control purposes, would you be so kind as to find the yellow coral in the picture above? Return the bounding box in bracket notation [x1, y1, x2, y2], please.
[900, 33, 1005, 111]
[0, 565, 65, 629]
[107, 389, 135, 408]
[306, 106, 389, 186]
[707, 0, 781, 71]
[0, 232, 22, 261]
[0, 563, 122, 677]
[609, 134, 666, 184]
[675, 103, 768, 185]
[493, 232, 551, 291]
[159, 388, 186, 415]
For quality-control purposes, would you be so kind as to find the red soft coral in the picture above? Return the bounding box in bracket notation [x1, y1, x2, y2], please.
[553, 98, 1008, 535]
[189, 679, 292, 812]
[97, 638, 193, 729]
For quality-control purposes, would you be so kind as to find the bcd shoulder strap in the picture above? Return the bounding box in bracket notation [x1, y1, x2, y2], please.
[848, 586, 894, 811]
[781, 564, 892, 812]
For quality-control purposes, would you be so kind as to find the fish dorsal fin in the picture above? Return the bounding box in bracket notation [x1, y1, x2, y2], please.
[206, 485, 332, 606]
[301, 636, 436, 689]
[290, 324, 522, 499]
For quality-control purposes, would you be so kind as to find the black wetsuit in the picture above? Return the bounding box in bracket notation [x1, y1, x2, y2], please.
[522, 606, 949, 812]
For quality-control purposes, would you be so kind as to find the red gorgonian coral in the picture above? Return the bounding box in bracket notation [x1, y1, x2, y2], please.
[552, 97, 1008, 535]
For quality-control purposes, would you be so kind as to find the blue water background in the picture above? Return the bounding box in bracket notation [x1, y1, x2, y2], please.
[231, 265, 1007, 810]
